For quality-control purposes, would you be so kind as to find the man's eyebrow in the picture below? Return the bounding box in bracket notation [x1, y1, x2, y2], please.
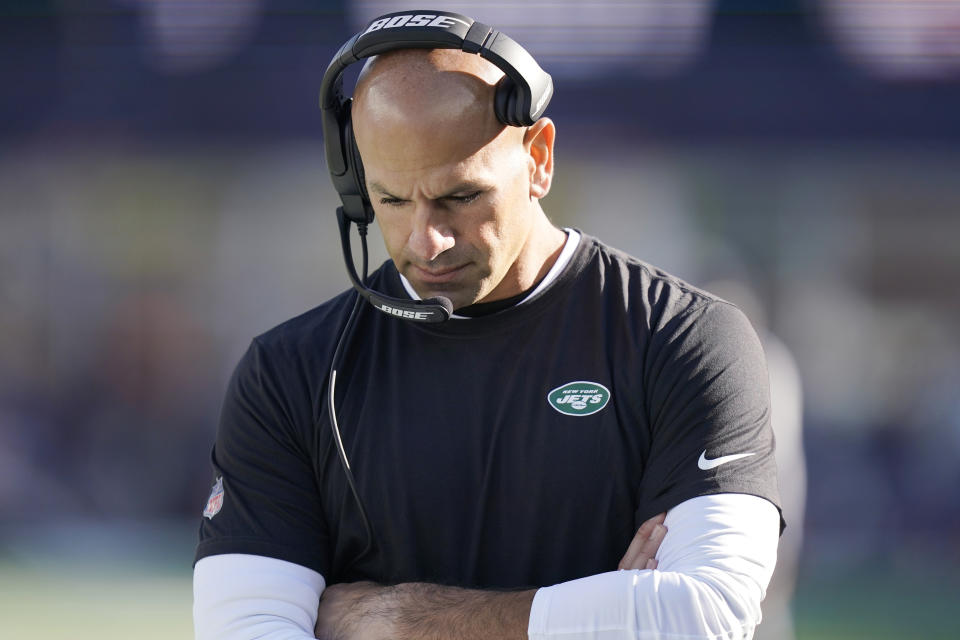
[368, 182, 488, 199]
[368, 182, 400, 198]
[439, 182, 486, 197]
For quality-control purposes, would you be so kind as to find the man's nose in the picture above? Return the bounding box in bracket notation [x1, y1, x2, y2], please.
[408, 204, 455, 263]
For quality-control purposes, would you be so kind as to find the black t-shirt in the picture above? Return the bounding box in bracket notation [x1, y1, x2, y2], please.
[195, 233, 782, 589]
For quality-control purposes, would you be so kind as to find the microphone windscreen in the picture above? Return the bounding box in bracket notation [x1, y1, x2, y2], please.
[424, 296, 454, 315]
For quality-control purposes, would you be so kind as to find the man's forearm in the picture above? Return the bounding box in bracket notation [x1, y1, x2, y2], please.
[529, 496, 781, 640]
[315, 581, 535, 640]
[387, 583, 535, 640]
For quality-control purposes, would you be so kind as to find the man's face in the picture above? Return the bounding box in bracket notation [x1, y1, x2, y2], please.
[351, 49, 546, 311]
[360, 127, 535, 311]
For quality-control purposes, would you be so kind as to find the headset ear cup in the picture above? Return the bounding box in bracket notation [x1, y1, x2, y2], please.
[494, 75, 519, 126]
[343, 114, 375, 224]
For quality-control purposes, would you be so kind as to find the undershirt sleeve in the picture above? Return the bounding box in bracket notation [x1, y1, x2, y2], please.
[528, 493, 780, 640]
[638, 300, 782, 528]
[194, 554, 325, 640]
[195, 339, 332, 574]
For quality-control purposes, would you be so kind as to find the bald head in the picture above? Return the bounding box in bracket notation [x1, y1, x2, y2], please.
[352, 49, 523, 171]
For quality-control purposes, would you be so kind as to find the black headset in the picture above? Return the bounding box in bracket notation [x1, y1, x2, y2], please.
[320, 10, 552, 570]
[320, 9, 554, 324]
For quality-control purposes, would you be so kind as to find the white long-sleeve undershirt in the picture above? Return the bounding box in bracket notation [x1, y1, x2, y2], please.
[194, 553, 325, 640]
[193, 493, 780, 640]
[527, 494, 780, 639]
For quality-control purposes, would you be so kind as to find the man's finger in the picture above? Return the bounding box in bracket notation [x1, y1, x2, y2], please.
[620, 522, 666, 570]
[618, 512, 667, 570]
[619, 512, 666, 569]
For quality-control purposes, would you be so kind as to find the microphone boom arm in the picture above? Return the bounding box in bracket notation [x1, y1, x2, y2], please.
[337, 207, 452, 323]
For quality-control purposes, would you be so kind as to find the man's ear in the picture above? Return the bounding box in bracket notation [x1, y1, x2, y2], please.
[524, 118, 555, 200]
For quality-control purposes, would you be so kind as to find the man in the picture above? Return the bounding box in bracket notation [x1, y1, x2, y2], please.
[194, 40, 783, 640]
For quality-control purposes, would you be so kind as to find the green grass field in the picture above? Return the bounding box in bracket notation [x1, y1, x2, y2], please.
[0, 564, 192, 639]
[792, 564, 960, 640]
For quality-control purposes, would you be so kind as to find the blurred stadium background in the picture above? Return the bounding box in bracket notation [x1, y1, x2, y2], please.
[2, 0, 959, 638]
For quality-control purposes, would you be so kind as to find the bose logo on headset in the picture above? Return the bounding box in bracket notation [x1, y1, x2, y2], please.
[376, 303, 431, 320]
[362, 14, 471, 36]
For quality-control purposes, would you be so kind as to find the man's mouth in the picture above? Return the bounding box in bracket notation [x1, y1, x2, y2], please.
[410, 263, 467, 284]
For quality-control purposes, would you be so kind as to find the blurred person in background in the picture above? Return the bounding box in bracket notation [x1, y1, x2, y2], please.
[193, 12, 784, 640]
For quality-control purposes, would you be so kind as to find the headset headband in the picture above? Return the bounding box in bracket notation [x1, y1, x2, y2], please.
[320, 10, 553, 222]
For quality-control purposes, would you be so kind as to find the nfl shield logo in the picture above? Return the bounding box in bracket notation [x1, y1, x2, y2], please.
[203, 476, 224, 519]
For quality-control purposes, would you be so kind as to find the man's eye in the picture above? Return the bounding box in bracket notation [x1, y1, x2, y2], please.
[450, 191, 482, 205]
[379, 197, 406, 207]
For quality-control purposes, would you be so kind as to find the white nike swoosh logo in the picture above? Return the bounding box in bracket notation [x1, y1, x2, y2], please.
[698, 450, 756, 470]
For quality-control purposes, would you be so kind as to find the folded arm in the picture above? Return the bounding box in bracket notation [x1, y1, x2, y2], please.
[193, 493, 778, 640]
[528, 494, 780, 639]
[313, 511, 667, 640]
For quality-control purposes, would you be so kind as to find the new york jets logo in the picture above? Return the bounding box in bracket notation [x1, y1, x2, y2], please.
[547, 381, 611, 416]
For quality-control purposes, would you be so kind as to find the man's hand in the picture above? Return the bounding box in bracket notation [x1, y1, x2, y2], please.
[618, 511, 667, 571]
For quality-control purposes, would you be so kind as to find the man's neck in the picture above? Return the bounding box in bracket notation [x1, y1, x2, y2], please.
[482, 212, 567, 305]
[457, 223, 570, 317]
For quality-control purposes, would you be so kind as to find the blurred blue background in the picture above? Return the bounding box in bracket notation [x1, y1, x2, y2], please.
[2, 1, 959, 637]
